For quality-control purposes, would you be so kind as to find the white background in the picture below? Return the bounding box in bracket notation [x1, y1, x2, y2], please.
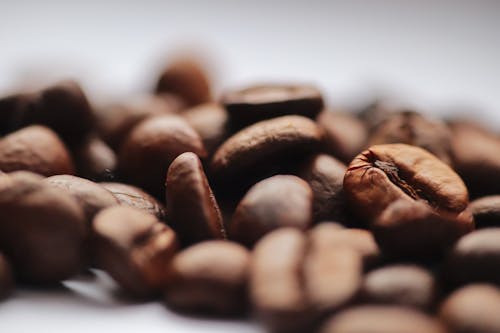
[0, 1, 499, 332]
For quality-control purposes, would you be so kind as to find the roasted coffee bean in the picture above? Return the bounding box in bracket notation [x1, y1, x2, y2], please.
[181, 102, 229, 155]
[166, 152, 225, 245]
[0, 92, 33, 135]
[373, 199, 473, 259]
[74, 136, 117, 181]
[319, 305, 445, 333]
[297, 154, 348, 223]
[468, 195, 500, 228]
[230, 175, 313, 247]
[449, 121, 500, 197]
[439, 284, 500, 333]
[445, 228, 500, 286]
[357, 101, 395, 132]
[359, 265, 436, 310]
[155, 58, 211, 106]
[0, 125, 75, 176]
[222, 84, 323, 130]
[368, 111, 453, 165]
[0, 171, 86, 283]
[92, 206, 178, 297]
[100, 182, 166, 221]
[0, 253, 14, 299]
[317, 110, 368, 164]
[344, 144, 469, 223]
[118, 115, 206, 196]
[164, 240, 250, 315]
[45, 175, 118, 223]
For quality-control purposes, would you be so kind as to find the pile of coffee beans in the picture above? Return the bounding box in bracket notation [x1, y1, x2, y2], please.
[1, 57, 499, 333]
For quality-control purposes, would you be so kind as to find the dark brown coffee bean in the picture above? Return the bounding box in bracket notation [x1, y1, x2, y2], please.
[74, 136, 117, 181]
[118, 115, 206, 196]
[373, 199, 473, 259]
[0, 92, 33, 135]
[319, 305, 445, 333]
[45, 175, 118, 224]
[0, 253, 14, 299]
[0, 171, 86, 283]
[92, 206, 178, 297]
[439, 284, 500, 333]
[166, 152, 225, 245]
[360, 265, 436, 310]
[297, 154, 348, 223]
[449, 121, 500, 197]
[155, 58, 211, 106]
[181, 102, 229, 155]
[344, 144, 469, 223]
[445, 228, 500, 286]
[164, 240, 250, 315]
[230, 175, 313, 247]
[368, 111, 453, 165]
[222, 84, 323, 130]
[0, 125, 75, 176]
[317, 110, 368, 163]
[468, 195, 500, 228]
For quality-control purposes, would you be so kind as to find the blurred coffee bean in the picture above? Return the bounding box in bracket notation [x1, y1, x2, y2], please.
[468, 195, 500, 228]
[439, 284, 500, 333]
[230, 175, 313, 247]
[118, 115, 206, 197]
[360, 265, 436, 310]
[0, 254, 14, 299]
[0, 125, 75, 176]
[0, 92, 33, 135]
[164, 240, 250, 315]
[357, 101, 395, 132]
[92, 206, 178, 297]
[74, 136, 117, 181]
[100, 182, 166, 221]
[317, 110, 368, 163]
[223, 84, 323, 130]
[166, 152, 225, 245]
[0, 171, 86, 283]
[319, 305, 445, 333]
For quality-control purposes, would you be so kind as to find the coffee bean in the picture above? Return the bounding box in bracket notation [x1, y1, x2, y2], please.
[360, 265, 436, 310]
[0, 171, 86, 283]
[118, 115, 206, 196]
[0, 253, 14, 299]
[319, 305, 445, 333]
[316, 110, 368, 163]
[155, 58, 211, 106]
[100, 182, 166, 221]
[297, 154, 348, 223]
[344, 143, 469, 223]
[74, 136, 117, 181]
[164, 240, 250, 315]
[92, 206, 178, 297]
[357, 101, 395, 132]
[222, 84, 323, 130]
[445, 228, 500, 286]
[230, 175, 313, 247]
[45, 175, 118, 224]
[166, 152, 225, 245]
[439, 284, 500, 333]
[468, 195, 500, 228]
[0, 92, 33, 135]
[0, 125, 75, 176]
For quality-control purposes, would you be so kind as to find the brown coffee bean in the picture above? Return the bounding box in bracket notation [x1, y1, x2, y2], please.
[468, 195, 500, 228]
[445, 228, 500, 286]
[319, 305, 445, 333]
[0, 92, 33, 135]
[368, 111, 453, 165]
[439, 284, 500, 333]
[344, 144, 469, 223]
[74, 136, 117, 181]
[230, 175, 313, 247]
[373, 199, 473, 258]
[297, 154, 348, 223]
[45, 175, 118, 224]
[0, 125, 75, 176]
[100, 182, 166, 221]
[317, 110, 368, 163]
[155, 58, 211, 106]
[360, 265, 436, 310]
[357, 101, 395, 132]
[0, 171, 86, 283]
[222, 84, 323, 130]
[164, 240, 250, 315]
[166, 152, 225, 245]
[92, 206, 178, 297]
[118, 115, 206, 196]
[0, 253, 14, 299]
